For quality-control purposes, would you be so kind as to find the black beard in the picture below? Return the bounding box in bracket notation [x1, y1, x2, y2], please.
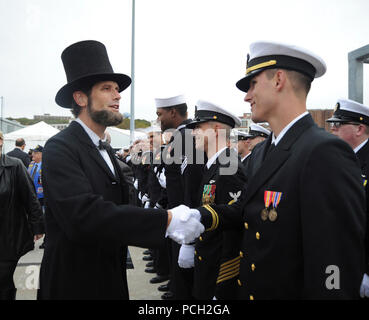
[87, 100, 123, 127]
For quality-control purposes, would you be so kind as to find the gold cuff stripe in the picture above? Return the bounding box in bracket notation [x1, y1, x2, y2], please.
[216, 270, 240, 284]
[228, 199, 236, 205]
[219, 256, 241, 269]
[218, 268, 240, 281]
[203, 205, 219, 231]
[219, 262, 240, 276]
[246, 60, 277, 75]
[218, 263, 240, 277]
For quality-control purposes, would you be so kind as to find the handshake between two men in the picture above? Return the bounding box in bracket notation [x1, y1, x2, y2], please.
[166, 205, 204, 244]
[166, 205, 204, 270]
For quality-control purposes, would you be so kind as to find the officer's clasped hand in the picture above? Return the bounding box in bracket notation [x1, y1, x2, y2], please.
[166, 205, 204, 244]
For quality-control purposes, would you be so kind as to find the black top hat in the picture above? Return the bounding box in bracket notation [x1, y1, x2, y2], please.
[55, 40, 131, 108]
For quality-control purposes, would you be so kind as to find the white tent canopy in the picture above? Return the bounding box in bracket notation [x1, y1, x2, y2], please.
[3, 121, 60, 154]
[106, 126, 147, 149]
[3, 121, 149, 154]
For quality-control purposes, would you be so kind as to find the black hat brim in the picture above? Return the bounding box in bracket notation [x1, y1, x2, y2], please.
[186, 119, 209, 129]
[236, 70, 263, 93]
[55, 73, 131, 108]
[326, 116, 351, 123]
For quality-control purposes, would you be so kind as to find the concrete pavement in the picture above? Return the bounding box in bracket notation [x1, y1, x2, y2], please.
[14, 238, 165, 300]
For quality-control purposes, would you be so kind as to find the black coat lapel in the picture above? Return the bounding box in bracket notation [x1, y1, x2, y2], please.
[245, 114, 315, 202]
[356, 139, 369, 172]
[203, 163, 218, 183]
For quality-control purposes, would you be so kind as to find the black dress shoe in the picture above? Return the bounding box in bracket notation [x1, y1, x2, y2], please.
[158, 283, 170, 292]
[161, 291, 174, 300]
[142, 255, 153, 261]
[144, 267, 157, 274]
[143, 250, 151, 255]
[150, 275, 170, 284]
[146, 261, 154, 268]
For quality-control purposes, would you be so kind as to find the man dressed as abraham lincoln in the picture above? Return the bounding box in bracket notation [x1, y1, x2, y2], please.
[37, 40, 204, 300]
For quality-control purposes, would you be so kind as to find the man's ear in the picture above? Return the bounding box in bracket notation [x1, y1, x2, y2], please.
[357, 124, 367, 137]
[274, 70, 287, 91]
[169, 108, 177, 119]
[72, 91, 88, 107]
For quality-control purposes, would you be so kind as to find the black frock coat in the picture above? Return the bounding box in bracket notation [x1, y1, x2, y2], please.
[38, 121, 168, 300]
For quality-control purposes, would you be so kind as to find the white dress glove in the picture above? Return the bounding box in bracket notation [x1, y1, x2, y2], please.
[141, 194, 150, 204]
[157, 169, 166, 189]
[360, 273, 369, 298]
[178, 244, 195, 268]
[133, 179, 138, 190]
[154, 202, 163, 209]
[166, 205, 205, 244]
[188, 209, 201, 221]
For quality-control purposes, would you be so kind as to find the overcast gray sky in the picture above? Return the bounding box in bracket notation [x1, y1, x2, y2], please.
[1, 0, 369, 121]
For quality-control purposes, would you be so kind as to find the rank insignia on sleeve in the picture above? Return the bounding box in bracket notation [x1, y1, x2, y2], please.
[228, 191, 242, 205]
[202, 184, 216, 205]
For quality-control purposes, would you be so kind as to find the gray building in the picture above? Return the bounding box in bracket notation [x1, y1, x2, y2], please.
[0, 118, 25, 134]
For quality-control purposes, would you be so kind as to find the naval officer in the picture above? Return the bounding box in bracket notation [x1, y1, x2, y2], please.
[183, 100, 247, 300]
[182, 41, 366, 299]
[327, 98, 369, 298]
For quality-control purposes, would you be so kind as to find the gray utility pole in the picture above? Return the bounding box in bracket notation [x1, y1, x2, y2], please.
[130, 0, 135, 144]
[0, 96, 3, 132]
[348, 44, 369, 103]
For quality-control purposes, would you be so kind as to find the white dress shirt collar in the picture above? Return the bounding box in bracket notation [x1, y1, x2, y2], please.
[271, 112, 309, 146]
[206, 147, 228, 169]
[74, 118, 115, 176]
[75, 117, 106, 147]
[241, 152, 251, 162]
[354, 139, 369, 154]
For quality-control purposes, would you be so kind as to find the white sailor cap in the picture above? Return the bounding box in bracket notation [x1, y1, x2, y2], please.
[186, 100, 241, 129]
[236, 41, 327, 92]
[326, 99, 369, 126]
[155, 95, 187, 108]
[234, 130, 251, 141]
[245, 123, 271, 138]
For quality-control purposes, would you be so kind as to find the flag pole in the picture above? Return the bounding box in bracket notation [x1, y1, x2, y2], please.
[129, 0, 135, 144]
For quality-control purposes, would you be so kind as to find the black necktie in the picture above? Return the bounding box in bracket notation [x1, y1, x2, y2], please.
[265, 143, 276, 158]
[98, 140, 109, 150]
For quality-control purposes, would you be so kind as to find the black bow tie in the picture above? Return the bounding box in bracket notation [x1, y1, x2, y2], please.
[98, 140, 110, 150]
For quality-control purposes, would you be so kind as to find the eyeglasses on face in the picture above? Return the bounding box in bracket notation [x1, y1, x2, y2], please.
[329, 122, 360, 128]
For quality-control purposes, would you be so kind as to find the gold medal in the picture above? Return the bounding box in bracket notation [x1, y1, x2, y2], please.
[268, 208, 278, 222]
[260, 208, 269, 221]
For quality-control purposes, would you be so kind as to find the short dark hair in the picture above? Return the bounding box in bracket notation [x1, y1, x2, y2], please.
[15, 138, 25, 147]
[265, 69, 312, 97]
[70, 86, 92, 118]
[168, 103, 188, 117]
